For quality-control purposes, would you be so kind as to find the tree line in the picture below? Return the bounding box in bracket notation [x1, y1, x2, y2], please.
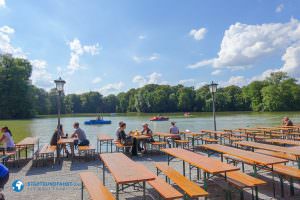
[1, 54, 300, 119]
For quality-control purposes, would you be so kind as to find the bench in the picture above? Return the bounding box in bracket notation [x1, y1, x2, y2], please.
[255, 149, 297, 162]
[150, 141, 167, 152]
[79, 172, 115, 200]
[201, 138, 218, 144]
[78, 146, 96, 161]
[147, 175, 183, 199]
[33, 144, 56, 167]
[174, 140, 189, 148]
[114, 141, 132, 153]
[220, 171, 266, 199]
[156, 163, 208, 198]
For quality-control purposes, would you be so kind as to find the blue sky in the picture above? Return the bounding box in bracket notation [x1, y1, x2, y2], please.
[0, 0, 300, 95]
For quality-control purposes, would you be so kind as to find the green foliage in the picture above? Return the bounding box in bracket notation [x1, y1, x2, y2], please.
[1, 55, 300, 119]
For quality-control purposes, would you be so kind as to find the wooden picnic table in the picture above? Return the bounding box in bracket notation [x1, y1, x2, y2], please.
[162, 148, 239, 197]
[15, 137, 39, 159]
[97, 134, 114, 153]
[99, 153, 156, 200]
[58, 137, 76, 157]
[264, 139, 300, 146]
[181, 131, 206, 149]
[234, 141, 300, 168]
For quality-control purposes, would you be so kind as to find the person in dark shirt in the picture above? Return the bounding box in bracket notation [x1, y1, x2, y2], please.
[282, 117, 293, 126]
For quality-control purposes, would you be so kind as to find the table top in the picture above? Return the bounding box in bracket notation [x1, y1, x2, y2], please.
[201, 144, 288, 166]
[16, 137, 39, 146]
[234, 141, 300, 156]
[181, 131, 207, 137]
[58, 138, 76, 144]
[100, 153, 156, 184]
[264, 139, 300, 146]
[154, 132, 179, 137]
[97, 134, 114, 141]
[162, 148, 239, 174]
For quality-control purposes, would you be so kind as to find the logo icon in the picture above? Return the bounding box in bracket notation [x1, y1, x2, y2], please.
[12, 180, 24, 192]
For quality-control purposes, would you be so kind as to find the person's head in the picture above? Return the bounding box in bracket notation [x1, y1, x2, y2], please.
[142, 123, 149, 130]
[1, 127, 12, 136]
[73, 122, 80, 129]
[57, 124, 63, 131]
[120, 122, 126, 130]
[171, 122, 176, 126]
[283, 117, 289, 121]
[118, 121, 124, 127]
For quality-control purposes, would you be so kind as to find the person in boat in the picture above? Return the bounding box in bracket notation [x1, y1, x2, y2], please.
[140, 123, 154, 153]
[0, 127, 15, 152]
[50, 125, 70, 156]
[282, 117, 293, 126]
[71, 122, 89, 147]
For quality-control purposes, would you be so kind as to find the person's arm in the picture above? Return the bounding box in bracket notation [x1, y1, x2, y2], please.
[71, 130, 77, 138]
[169, 127, 172, 133]
[0, 134, 5, 142]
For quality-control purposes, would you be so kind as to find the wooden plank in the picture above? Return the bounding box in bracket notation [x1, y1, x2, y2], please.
[100, 153, 155, 184]
[264, 139, 300, 146]
[225, 171, 266, 187]
[162, 148, 239, 174]
[80, 172, 115, 200]
[201, 144, 288, 166]
[234, 141, 300, 156]
[156, 163, 208, 198]
[97, 134, 114, 141]
[16, 137, 38, 146]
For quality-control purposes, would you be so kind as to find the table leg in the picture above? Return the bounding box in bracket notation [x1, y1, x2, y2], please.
[103, 162, 106, 185]
[81, 181, 84, 200]
[70, 143, 75, 158]
[290, 177, 294, 196]
[192, 136, 195, 151]
[25, 146, 28, 159]
[116, 183, 119, 200]
[111, 140, 113, 152]
[297, 157, 300, 169]
[279, 176, 284, 198]
[255, 186, 258, 200]
[106, 140, 109, 152]
[143, 181, 146, 200]
[182, 161, 186, 177]
[204, 172, 208, 200]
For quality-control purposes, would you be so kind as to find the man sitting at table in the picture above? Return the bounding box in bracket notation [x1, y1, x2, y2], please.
[282, 117, 293, 126]
[71, 122, 89, 147]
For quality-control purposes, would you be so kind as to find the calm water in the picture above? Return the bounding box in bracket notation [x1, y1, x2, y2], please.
[1, 112, 300, 146]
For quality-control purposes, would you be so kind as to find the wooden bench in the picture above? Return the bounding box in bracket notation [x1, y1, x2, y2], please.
[220, 171, 266, 199]
[147, 175, 183, 199]
[114, 141, 132, 153]
[201, 138, 218, 144]
[174, 140, 189, 148]
[255, 149, 297, 162]
[34, 144, 56, 167]
[156, 163, 208, 198]
[150, 141, 167, 151]
[79, 172, 115, 200]
[78, 146, 96, 161]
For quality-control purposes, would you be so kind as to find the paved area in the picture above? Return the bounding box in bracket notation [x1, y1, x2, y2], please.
[5, 151, 300, 200]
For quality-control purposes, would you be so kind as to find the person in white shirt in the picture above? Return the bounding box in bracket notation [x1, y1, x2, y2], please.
[0, 127, 15, 151]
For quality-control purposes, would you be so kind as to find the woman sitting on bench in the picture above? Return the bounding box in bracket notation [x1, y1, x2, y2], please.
[117, 122, 137, 155]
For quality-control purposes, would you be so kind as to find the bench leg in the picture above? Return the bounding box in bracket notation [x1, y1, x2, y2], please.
[81, 181, 84, 200]
[143, 181, 146, 200]
[182, 161, 186, 177]
[280, 176, 284, 198]
[102, 162, 105, 186]
[116, 183, 119, 200]
[290, 177, 294, 196]
[255, 186, 258, 200]
[240, 190, 244, 200]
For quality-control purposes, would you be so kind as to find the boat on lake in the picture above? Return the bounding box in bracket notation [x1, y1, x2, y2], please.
[150, 116, 169, 121]
[84, 119, 112, 125]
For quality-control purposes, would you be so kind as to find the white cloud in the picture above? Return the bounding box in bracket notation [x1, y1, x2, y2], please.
[189, 18, 300, 71]
[132, 53, 159, 63]
[187, 59, 214, 69]
[211, 69, 222, 76]
[276, 4, 284, 13]
[30, 60, 53, 89]
[138, 35, 146, 40]
[67, 38, 100, 73]
[222, 76, 248, 87]
[132, 72, 164, 87]
[189, 27, 207, 41]
[0, 25, 26, 58]
[280, 46, 300, 77]
[0, 0, 5, 8]
[178, 79, 195, 85]
[92, 77, 102, 84]
[99, 82, 124, 96]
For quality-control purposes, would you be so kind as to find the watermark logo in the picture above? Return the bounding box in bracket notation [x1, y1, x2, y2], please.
[12, 180, 24, 192]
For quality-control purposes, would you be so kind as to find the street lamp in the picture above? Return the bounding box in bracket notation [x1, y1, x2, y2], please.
[209, 81, 218, 138]
[54, 77, 65, 158]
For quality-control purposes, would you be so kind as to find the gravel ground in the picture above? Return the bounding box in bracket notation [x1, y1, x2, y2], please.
[4, 150, 300, 200]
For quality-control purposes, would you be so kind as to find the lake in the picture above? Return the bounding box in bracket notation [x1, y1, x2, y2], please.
[1, 112, 299, 146]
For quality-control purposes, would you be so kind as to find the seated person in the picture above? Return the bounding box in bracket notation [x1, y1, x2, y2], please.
[71, 122, 89, 147]
[169, 122, 181, 140]
[115, 121, 124, 139]
[282, 117, 293, 126]
[117, 123, 137, 155]
[140, 123, 154, 152]
[0, 127, 15, 152]
[50, 125, 69, 156]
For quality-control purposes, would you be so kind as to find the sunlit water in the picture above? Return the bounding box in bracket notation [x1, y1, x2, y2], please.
[22, 112, 300, 146]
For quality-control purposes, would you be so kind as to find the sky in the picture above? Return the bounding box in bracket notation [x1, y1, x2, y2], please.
[0, 0, 300, 95]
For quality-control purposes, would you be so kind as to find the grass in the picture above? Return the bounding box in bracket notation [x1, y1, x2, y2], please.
[0, 119, 32, 143]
